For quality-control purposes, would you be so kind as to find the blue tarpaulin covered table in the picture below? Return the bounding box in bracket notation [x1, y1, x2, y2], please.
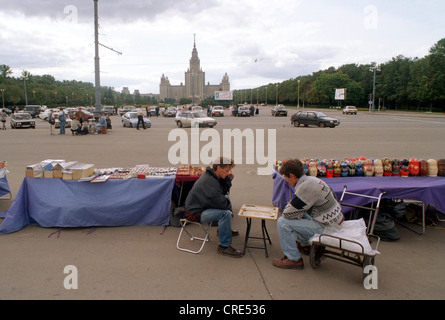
[0, 177, 175, 234]
[0, 176, 11, 199]
[272, 171, 445, 215]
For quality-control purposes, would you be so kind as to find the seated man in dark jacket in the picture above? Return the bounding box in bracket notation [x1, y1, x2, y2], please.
[185, 157, 242, 258]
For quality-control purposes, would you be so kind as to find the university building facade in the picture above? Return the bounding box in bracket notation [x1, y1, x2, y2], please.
[160, 40, 230, 103]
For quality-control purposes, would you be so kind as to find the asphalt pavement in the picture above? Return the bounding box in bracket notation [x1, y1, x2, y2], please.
[1, 106, 445, 303]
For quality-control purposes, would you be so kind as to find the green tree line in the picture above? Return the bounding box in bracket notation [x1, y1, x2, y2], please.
[234, 39, 445, 112]
[0, 67, 159, 109]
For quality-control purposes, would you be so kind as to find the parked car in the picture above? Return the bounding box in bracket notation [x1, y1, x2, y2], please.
[191, 106, 203, 112]
[175, 111, 217, 128]
[67, 109, 94, 121]
[163, 107, 177, 117]
[211, 106, 225, 117]
[102, 106, 116, 115]
[291, 111, 340, 128]
[148, 106, 158, 116]
[237, 105, 251, 117]
[121, 112, 152, 128]
[54, 113, 72, 128]
[10, 113, 36, 129]
[271, 105, 288, 117]
[21, 105, 41, 118]
[343, 106, 358, 115]
[118, 106, 137, 116]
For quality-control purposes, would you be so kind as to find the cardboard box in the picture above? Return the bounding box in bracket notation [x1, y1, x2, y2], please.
[70, 163, 95, 180]
[25, 163, 43, 178]
[43, 170, 54, 178]
[62, 171, 73, 180]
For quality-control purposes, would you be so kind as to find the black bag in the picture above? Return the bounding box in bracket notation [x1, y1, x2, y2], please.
[169, 206, 185, 227]
[48, 117, 55, 125]
[373, 212, 400, 241]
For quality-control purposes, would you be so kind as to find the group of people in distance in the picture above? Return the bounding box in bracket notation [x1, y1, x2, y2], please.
[184, 157, 344, 269]
[47, 107, 110, 135]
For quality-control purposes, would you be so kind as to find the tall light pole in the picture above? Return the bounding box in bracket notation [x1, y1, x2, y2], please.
[93, 0, 101, 112]
[297, 79, 300, 108]
[276, 84, 280, 106]
[369, 64, 381, 113]
[20, 76, 29, 105]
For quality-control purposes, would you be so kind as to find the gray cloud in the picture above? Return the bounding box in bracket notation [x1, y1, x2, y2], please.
[0, 0, 219, 23]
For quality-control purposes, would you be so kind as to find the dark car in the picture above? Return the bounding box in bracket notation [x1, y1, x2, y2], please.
[22, 105, 41, 118]
[237, 105, 251, 117]
[271, 105, 288, 117]
[291, 111, 340, 128]
[10, 113, 36, 129]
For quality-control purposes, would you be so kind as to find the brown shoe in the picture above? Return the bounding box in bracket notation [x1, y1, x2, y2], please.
[272, 256, 304, 269]
[217, 245, 243, 258]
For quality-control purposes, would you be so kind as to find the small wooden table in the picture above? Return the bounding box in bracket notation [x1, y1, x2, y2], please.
[238, 204, 279, 257]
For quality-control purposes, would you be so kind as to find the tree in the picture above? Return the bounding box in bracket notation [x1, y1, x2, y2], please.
[0, 65, 13, 80]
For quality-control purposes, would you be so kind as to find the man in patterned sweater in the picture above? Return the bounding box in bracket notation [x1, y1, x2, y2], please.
[273, 159, 344, 269]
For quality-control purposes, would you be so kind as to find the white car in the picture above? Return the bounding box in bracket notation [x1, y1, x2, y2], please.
[118, 106, 137, 116]
[121, 112, 152, 128]
[54, 113, 72, 128]
[343, 106, 358, 115]
[175, 111, 217, 128]
[211, 106, 225, 117]
[191, 106, 203, 112]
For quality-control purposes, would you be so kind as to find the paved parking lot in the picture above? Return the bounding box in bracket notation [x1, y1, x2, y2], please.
[1, 106, 445, 301]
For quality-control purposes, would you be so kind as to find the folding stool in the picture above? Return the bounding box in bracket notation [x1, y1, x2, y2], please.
[176, 219, 212, 254]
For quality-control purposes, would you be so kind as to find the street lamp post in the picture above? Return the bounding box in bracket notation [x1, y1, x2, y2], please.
[21, 76, 29, 105]
[276, 84, 278, 106]
[369, 64, 381, 113]
[297, 79, 300, 109]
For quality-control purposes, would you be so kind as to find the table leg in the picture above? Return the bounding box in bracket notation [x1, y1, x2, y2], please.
[261, 220, 268, 257]
[243, 218, 252, 255]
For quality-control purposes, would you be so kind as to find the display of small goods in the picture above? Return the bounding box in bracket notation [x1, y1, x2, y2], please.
[176, 165, 205, 176]
[0, 160, 7, 178]
[91, 165, 178, 182]
[274, 157, 445, 178]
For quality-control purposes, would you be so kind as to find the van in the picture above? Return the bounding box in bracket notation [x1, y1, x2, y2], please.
[22, 105, 42, 118]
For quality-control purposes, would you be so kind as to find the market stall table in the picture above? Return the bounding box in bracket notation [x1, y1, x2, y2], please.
[272, 171, 445, 216]
[0, 176, 175, 234]
[0, 176, 12, 200]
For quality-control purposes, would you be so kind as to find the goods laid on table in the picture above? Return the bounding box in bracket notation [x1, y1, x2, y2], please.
[24, 159, 179, 182]
[176, 165, 205, 176]
[25, 160, 93, 180]
[0, 161, 7, 178]
[274, 157, 445, 178]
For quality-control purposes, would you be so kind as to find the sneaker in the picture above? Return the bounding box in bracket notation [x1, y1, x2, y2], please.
[272, 256, 304, 269]
[217, 245, 243, 258]
[297, 242, 311, 256]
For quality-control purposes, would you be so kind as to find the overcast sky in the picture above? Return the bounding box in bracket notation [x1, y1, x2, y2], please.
[0, 0, 444, 94]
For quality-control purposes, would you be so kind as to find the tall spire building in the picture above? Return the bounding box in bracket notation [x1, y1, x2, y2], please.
[160, 37, 230, 103]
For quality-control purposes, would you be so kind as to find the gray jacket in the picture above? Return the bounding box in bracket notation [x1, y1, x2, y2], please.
[185, 167, 232, 215]
[283, 175, 344, 228]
